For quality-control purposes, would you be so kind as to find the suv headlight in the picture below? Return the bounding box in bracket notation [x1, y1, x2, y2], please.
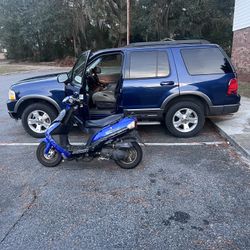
[8, 89, 16, 101]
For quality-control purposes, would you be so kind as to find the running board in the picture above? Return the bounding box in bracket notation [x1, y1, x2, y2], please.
[137, 121, 161, 125]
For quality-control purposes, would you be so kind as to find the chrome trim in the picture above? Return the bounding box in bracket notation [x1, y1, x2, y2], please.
[14, 95, 61, 113]
[124, 108, 163, 119]
[137, 121, 161, 125]
[124, 108, 162, 112]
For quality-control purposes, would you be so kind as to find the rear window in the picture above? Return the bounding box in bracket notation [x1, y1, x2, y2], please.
[128, 51, 169, 78]
[181, 48, 233, 75]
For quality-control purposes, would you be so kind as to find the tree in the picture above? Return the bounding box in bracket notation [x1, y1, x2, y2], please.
[0, 0, 235, 61]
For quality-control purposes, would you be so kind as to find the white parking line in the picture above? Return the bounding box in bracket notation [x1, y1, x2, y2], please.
[0, 141, 226, 146]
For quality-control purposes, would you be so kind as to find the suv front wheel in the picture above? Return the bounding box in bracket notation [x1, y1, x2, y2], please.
[165, 100, 205, 138]
[21, 103, 57, 138]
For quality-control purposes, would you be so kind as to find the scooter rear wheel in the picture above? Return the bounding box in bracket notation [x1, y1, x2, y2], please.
[115, 142, 142, 169]
[36, 142, 62, 167]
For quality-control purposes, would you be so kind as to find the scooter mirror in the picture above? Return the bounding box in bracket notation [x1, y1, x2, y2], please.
[57, 73, 69, 83]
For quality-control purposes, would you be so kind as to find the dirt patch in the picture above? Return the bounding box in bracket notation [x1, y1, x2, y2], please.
[0, 63, 70, 75]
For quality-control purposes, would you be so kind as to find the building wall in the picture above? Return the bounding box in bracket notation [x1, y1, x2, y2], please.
[232, 0, 250, 82]
[233, 0, 250, 31]
[231, 27, 250, 82]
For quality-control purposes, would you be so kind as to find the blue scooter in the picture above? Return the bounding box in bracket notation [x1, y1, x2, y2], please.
[36, 93, 143, 169]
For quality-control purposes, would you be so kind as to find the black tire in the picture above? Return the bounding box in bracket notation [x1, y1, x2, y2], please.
[36, 142, 62, 167]
[115, 141, 143, 169]
[21, 103, 57, 138]
[165, 100, 205, 138]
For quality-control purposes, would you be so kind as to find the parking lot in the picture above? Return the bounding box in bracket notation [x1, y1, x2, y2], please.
[0, 71, 250, 249]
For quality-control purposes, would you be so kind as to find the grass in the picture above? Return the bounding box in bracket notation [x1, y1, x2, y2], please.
[239, 82, 250, 98]
[0, 62, 69, 75]
[0, 65, 33, 74]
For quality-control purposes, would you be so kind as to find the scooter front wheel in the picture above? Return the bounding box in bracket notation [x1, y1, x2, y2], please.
[36, 142, 62, 167]
[115, 142, 142, 169]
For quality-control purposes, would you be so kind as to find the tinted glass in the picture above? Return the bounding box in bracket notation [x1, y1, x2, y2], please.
[87, 54, 122, 75]
[158, 51, 169, 77]
[129, 51, 169, 78]
[181, 48, 233, 75]
[71, 51, 89, 85]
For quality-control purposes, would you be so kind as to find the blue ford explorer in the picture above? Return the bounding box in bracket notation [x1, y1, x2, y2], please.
[7, 40, 240, 138]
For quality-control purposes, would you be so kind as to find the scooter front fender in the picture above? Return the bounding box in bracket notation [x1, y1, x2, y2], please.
[40, 138, 52, 155]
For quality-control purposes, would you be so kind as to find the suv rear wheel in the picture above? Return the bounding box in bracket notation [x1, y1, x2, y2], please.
[165, 100, 205, 138]
[21, 103, 57, 138]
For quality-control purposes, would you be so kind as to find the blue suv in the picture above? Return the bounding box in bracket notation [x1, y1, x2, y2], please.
[7, 40, 240, 138]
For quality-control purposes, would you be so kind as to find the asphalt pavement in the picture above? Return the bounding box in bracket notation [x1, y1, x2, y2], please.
[0, 71, 249, 250]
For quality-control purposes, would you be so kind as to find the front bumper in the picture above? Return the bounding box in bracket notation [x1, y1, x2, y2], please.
[208, 103, 240, 116]
[7, 100, 18, 119]
[8, 111, 18, 119]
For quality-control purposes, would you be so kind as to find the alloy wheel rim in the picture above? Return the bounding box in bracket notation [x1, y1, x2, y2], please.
[44, 148, 57, 160]
[120, 147, 138, 164]
[27, 110, 51, 133]
[172, 108, 198, 133]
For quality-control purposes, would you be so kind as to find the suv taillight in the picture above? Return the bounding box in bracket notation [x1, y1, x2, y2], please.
[227, 78, 238, 95]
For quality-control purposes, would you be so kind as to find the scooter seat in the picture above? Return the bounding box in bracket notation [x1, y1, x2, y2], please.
[85, 114, 124, 128]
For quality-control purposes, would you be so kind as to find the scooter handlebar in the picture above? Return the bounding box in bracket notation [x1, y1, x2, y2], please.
[62, 94, 83, 106]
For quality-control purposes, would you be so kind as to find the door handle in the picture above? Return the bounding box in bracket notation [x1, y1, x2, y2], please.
[160, 81, 175, 86]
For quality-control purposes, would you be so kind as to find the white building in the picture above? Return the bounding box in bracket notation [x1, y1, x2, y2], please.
[231, 0, 250, 81]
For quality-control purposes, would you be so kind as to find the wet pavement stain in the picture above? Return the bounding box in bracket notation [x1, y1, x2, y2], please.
[162, 219, 171, 226]
[148, 173, 156, 178]
[173, 182, 181, 186]
[150, 179, 156, 184]
[191, 225, 204, 231]
[203, 219, 209, 225]
[168, 211, 191, 224]
[162, 211, 191, 228]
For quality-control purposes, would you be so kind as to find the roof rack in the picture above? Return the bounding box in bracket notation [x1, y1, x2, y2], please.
[126, 39, 210, 48]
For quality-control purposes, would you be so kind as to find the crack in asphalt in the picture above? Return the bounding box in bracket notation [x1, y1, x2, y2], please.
[0, 170, 59, 245]
[0, 190, 37, 244]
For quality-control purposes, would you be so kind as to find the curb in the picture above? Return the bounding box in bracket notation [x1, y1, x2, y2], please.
[210, 119, 250, 160]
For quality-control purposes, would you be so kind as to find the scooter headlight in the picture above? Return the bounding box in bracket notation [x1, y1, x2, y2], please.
[127, 120, 136, 129]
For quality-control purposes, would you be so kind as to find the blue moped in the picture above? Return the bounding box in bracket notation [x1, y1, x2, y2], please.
[36, 93, 143, 169]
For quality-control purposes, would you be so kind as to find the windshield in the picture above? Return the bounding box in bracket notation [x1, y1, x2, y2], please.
[70, 50, 91, 85]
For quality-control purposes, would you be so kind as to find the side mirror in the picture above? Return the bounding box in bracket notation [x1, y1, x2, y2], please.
[57, 73, 69, 83]
[94, 66, 101, 74]
[74, 75, 82, 84]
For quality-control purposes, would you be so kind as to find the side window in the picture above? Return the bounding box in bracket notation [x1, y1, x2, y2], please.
[181, 48, 233, 75]
[128, 51, 169, 79]
[87, 54, 122, 75]
[72, 52, 89, 85]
